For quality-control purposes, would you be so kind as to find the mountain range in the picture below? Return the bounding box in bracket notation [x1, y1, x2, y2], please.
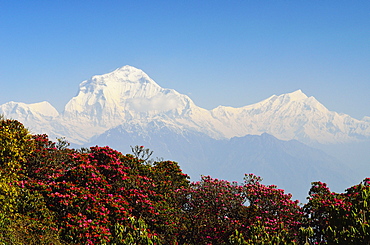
[1, 65, 369, 202]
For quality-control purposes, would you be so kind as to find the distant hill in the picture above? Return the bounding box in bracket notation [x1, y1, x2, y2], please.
[91, 124, 355, 202]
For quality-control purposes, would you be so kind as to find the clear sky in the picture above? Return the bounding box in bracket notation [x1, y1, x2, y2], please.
[1, 1, 369, 120]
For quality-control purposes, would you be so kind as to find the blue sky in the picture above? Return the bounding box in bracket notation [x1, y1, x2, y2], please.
[1, 1, 369, 119]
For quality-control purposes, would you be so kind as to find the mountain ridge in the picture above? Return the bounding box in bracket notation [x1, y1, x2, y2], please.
[1, 65, 369, 145]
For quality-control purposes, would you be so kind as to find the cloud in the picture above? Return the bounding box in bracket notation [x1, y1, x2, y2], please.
[128, 94, 182, 113]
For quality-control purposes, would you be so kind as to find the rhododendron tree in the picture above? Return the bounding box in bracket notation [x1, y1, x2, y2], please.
[177, 176, 247, 244]
[238, 173, 304, 244]
[177, 174, 304, 244]
[24, 143, 160, 243]
[22, 136, 189, 244]
[148, 159, 190, 243]
[304, 179, 370, 244]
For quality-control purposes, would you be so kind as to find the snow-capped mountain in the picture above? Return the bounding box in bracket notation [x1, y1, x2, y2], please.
[1, 65, 370, 145]
[61, 65, 369, 145]
[0, 101, 59, 120]
[63, 65, 191, 126]
[61, 66, 224, 142]
[0, 101, 60, 135]
[210, 90, 370, 144]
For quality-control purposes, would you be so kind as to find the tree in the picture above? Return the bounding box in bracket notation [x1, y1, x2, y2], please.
[0, 116, 33, 213]
[177, 176, 247, 244]
[0, 117, 61, 244]
[304, 179, 370, 244]
[237, 174, 304, 244]
[23, 142, 190, 244]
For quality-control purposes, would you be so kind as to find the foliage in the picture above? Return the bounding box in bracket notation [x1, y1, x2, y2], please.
[177, 174, 304, 244]
[0, 116, 32, 212]
[112, 216, 162, 245]
[177, 176, 247, 244]
[304, 179, 370, 244]
[23, 140, 190, 244]
[0, 117, 61, 244]
[238, 174, 304, 244]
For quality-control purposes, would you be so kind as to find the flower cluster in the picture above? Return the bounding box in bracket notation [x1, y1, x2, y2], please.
[305, 179, 370, 244]
[241, 174, 304, 244]
[21, 136, 189, 244]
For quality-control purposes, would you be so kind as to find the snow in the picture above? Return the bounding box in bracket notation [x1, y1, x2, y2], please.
[363, 116, 370, 122]
[0, 101, 59, 118]
[286, 89, 308, 101]
[28, 101, 59, 117]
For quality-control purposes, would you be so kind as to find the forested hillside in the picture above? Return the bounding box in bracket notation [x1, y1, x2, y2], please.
[0, 117, 369, 244]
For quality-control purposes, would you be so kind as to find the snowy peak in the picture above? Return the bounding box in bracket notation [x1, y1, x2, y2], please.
[81, 65, 161, 94]
[210, 89, 370, 143]
[258, 90, 310, 107]
[28, 101, 60, 117]
[0, 101, 59, 119]
[263, 89, 308, 105]
[64, 65, 164, 116]
[0, 101, 61, 138]
[72, 65, 162, 105]
[213, 90, 321, 116]
[283, 89, 308, 101]
[63, 65, 199, 131]
[244, 89, 328, 115]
